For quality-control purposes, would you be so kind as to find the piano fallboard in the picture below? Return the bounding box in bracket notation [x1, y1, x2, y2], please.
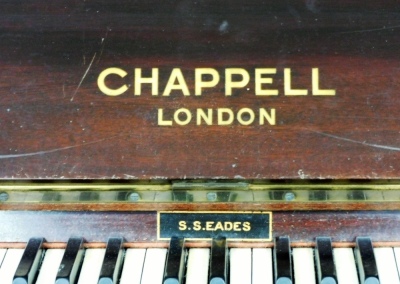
[1, 0, 400, 180]
[0, 181, 398, 244]
[0, 210, 399, 245]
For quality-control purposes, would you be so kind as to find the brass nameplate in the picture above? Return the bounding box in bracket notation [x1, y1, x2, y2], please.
[157, 211, 272, 241]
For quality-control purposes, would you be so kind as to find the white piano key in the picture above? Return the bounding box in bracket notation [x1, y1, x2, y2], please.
[140, 248, 167, 284]
[394, 248, 400, 278]
[230, 248, 251, 284]
[0, 249, 7, 266]
[293, 248, 316, 284]
[36, 249, 65, 284]
[252, 248, 273, 284]
[333, 248, 359, 284]
[119, 248, 146, 284]
[374, 247, 400, 284]
[186, 248, 210, 284]
[77, 249, 106, 284]
[0, 249, 24, 284]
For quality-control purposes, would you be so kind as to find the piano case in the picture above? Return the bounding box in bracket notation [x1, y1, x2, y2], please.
[0, 0, 399, 283]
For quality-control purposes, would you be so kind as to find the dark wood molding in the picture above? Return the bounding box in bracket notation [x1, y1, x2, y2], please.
[1, 201, 400, 211]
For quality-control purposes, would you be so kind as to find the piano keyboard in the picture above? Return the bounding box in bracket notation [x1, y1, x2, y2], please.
[0, 237, 399, 284]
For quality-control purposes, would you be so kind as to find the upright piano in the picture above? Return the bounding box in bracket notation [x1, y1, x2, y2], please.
[1, 1, 400, 283]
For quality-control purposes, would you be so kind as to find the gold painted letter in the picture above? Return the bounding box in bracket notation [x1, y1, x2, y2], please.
[284, 68, 308, 96]
[218, 108, 234, 125]
[97, 67, 128, 96]
[259, 108, 276, 125]
[158, 109, 172, 126]
[163, 68, 190, 96]
[195, 68, 220, 95]
[225, 68, 250, 96]
[179, 221, 187, 230]
[134, 68, 159, 96]
[196, 108, 213, 125]
[312, 68, 336, 96]
[255, 68, 278, 96]
[174, 108, 192, 125]
[237, 108, 255, 125]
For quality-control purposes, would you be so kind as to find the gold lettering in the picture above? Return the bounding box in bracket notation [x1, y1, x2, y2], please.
[218, 108, 234, 125]
[162, 68, 190, 96]
[174, 108, 192, 125]
[233, 222, 242, 231]
[225, 68, 250, 96]
[284, 68, 308, 96]
[237, 108, 255, 125]
[206, 221, 214, 231]
[193, 221, 202, 231]
[196, 108, 213, 125]
[255, 68, 278, 96]
[259, 108, 276, 125]
[178, 221, 187, 231]
[224, 222, 233, 231]
[312, 68, 336, 96]
[157, 109, 172, 126]
[134, 68, 159, 95]
[195, 68, 220, 95]
[242, 222, 251, 231]
[214, 222, 224, 231]
[97, 67, 129, 96]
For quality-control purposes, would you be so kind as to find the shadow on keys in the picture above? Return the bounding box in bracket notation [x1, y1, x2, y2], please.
[2, 235, 400, 283]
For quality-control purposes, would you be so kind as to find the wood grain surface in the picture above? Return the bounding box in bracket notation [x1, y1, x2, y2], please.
[0, 1, 399, 179]
[0, 210, 398, 243]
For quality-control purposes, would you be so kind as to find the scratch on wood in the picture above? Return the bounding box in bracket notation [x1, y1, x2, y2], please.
[340, 25, 400, 34]
[69, 165, 77, 174]
[311, 130, 400, 151]
[62, 84, 66, 98]
[97, 30, 108, 64]
[70, 52, 97, 102]
[0, 134, 125, 159]
[123, 174, 137, 178]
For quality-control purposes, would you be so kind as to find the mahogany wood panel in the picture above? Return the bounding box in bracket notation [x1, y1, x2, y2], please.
[0, 1, 400, 179]
[0, 210, 398, 243]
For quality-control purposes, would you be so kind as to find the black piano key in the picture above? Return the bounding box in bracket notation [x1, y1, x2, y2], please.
[274, 236, 293, 284]
[315, 237, 337, 284]
[163, 236, 185, 284]
[56, 237, 84, 284]
[13, 237, 44, 284]
[98, 237, 124, 284]
[209, 237, 228, 284]
[355, 237, 380, 284]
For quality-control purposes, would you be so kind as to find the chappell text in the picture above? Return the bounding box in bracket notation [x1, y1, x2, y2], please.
[97, 67, 336, 126]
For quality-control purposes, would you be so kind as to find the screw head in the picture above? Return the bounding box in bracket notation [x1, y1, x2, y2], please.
[128, 192, 140, 202]
[206, 192, 217, 201]
[284, 192, 296, 201]
[0, 192, 9, 202]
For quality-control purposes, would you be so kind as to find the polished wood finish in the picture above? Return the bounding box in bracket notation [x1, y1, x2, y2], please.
[0, 2, 399, 252]
[1, 1, 400, 179]
[0, 210, 398, 243]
